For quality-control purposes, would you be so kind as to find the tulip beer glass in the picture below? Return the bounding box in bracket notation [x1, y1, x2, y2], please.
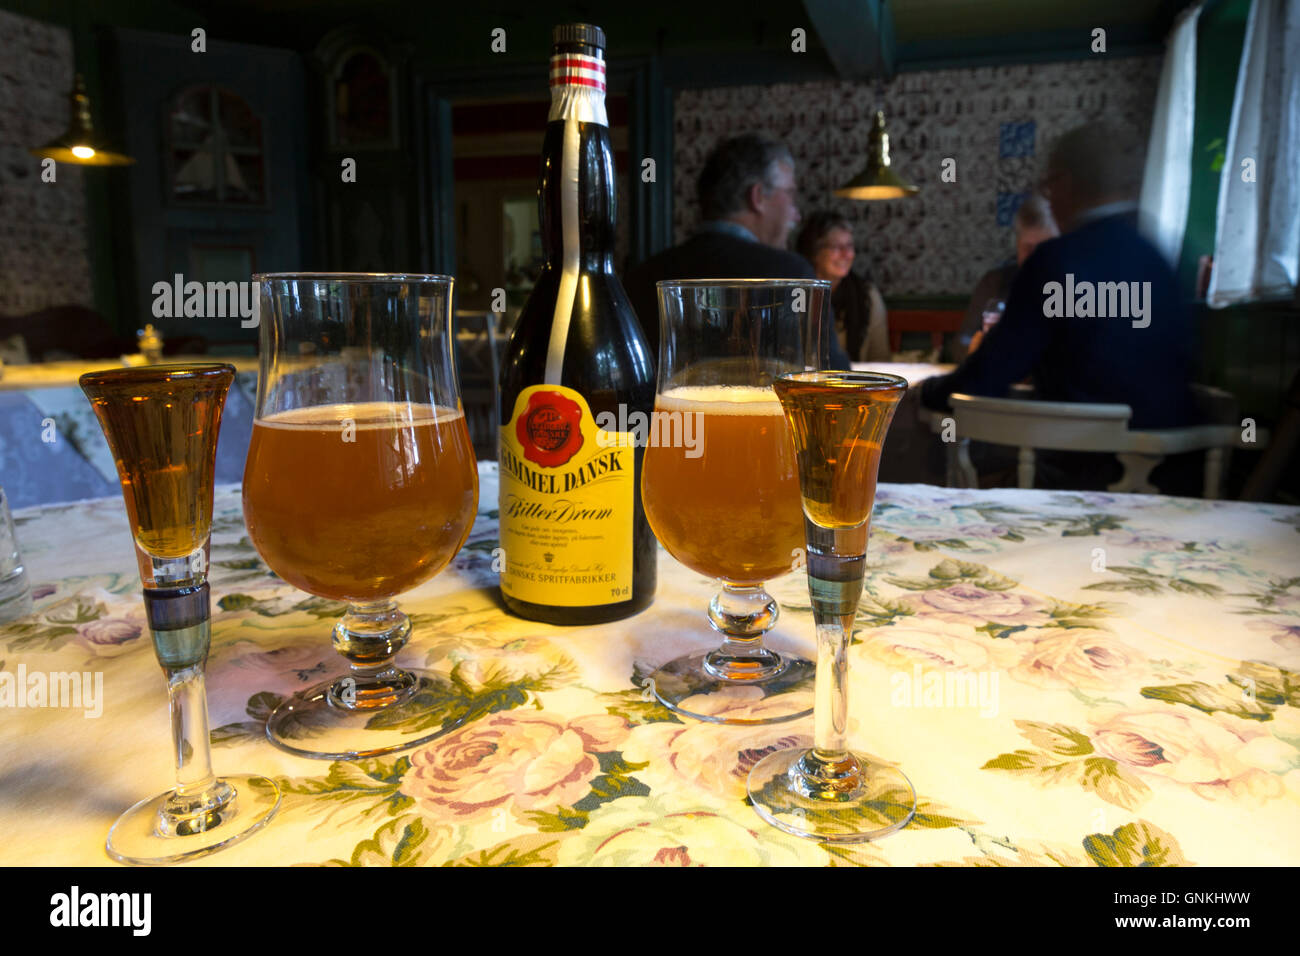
[641, 279, 828, 724]
[243, 275, 478, 760]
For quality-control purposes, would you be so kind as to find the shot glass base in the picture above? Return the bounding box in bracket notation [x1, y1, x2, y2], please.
[106, 774, 280, 865]
[746, 748, 916, 843]
[266, 669, 470, 760]
[648, 651, 815, 725]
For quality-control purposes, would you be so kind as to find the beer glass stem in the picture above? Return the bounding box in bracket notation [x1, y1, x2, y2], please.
[704, 583, 785, 681]
[795, 525, 867, 796]
[329, 600, 417, 710]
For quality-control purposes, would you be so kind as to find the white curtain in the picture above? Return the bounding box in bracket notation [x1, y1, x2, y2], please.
[1207, 0, 1300, 307]
[1139, 1, 1203, 267]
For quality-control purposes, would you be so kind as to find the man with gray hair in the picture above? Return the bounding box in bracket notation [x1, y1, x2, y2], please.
[624, 133, 848, 365]
[922, 120, 1200, 491]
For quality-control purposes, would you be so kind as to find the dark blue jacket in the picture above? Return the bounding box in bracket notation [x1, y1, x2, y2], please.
[922, 213, 1198, 429]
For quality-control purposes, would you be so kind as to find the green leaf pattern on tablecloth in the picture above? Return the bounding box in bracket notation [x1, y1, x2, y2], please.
[1139, 681, 1274, 721]
[441, 834, 563, 867]
[982, 720, 1152, 810]
[886, 557, 1019, 592]
[599, 687, 684, 726]
[323, 815, 442, 866]
[1084, 565, 1224, 596]
[931, 819, 1188, 866]
[1083, 821, 1186, 867]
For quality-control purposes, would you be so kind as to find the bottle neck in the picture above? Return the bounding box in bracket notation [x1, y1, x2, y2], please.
[540, 49, 615, 274]
[548, 51, 608, 126]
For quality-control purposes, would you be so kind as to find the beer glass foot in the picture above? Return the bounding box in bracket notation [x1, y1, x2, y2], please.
[106, 774, 280, 865]
[647, 651, 815, 725]
[266, 669, 471, 760]
[746, 748, 916, 843]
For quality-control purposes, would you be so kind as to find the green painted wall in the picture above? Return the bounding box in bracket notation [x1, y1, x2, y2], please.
[1178, 0, 1249, 291]
[1179, 0, 1298, 427]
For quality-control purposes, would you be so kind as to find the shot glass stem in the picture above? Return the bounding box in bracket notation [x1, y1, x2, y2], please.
[167, 659, 216, 797]
[154, 612, 238, 834]
[799, 524, 867, 789]
[812, 621, 851, 761]
[142, 579, 233, 827]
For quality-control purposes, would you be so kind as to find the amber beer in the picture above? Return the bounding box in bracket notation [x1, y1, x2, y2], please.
[243, 401, 477, 603]
[642, 385, 804, 585]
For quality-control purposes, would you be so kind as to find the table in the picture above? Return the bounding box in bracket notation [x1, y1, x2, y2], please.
[850, 361, 955, 387]
[3, 463, 1298, 866]
[0, 355, 259, 392]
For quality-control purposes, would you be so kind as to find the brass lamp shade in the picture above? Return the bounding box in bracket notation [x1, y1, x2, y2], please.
[834, 110, 917, 200]
[29, 74, 134, 167]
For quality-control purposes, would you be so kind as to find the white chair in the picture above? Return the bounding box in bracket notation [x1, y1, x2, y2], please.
[942, 390, 1242, 498]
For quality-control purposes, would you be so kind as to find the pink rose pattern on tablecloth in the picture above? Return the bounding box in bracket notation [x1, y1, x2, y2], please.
[1010, 629, 1146, 690]
[1089, 709, 1287, 802]
[401, 711, 630, 823]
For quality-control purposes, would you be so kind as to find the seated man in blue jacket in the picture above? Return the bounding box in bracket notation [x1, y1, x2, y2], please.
[921, 121, 1200, 491]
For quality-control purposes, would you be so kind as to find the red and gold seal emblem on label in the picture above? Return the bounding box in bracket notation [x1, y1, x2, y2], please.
[517, 390, 584, 467]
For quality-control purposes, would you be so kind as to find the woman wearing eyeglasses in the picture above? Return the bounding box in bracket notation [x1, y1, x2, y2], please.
[795, 210, 891, 362]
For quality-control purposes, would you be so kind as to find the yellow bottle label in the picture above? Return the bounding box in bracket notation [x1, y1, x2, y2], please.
[498, 385, 633, 606]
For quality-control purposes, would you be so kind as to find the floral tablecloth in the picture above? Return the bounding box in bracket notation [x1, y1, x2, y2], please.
[2, 463, 1298, 866]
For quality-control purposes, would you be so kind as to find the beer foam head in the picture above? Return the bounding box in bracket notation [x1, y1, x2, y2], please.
[258, 401, 463, 429]
[656, 385, 783, 415]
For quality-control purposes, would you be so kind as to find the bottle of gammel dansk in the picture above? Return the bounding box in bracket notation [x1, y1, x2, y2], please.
[497, 23, 657, 624]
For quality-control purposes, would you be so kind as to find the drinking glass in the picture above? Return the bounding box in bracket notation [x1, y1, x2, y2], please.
[981, 298, 1005, 333]
[80, 364, 280, 865]
[640, 279, 828, 725]
[0, 487, 32, 623]
[747, 370, 915, 842]
[243, 274, 479, 760]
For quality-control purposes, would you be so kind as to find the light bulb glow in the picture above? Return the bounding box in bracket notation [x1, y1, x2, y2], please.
[71, 145, 95, 159]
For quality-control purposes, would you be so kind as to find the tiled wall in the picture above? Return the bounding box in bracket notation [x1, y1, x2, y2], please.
[673, 55, 1162, 297]
[0, 9, 94, 316]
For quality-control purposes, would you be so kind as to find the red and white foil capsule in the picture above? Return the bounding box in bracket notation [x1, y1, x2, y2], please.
[550, 53, 606, 92]
[547, 52, 608, 126]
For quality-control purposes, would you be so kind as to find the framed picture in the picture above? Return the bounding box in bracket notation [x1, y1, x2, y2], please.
[165, 85, 268, 207]
[327, 46, 398, 150]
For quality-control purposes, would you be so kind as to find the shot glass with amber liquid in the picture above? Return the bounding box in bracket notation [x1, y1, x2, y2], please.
[81, 363, 280, 865]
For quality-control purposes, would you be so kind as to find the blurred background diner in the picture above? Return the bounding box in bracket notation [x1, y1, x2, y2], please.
[0, 0, 1296, 505]
[623, 132, 852, 367]
[796, 210, 892, 362]
[950, 194, 1058, 363]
